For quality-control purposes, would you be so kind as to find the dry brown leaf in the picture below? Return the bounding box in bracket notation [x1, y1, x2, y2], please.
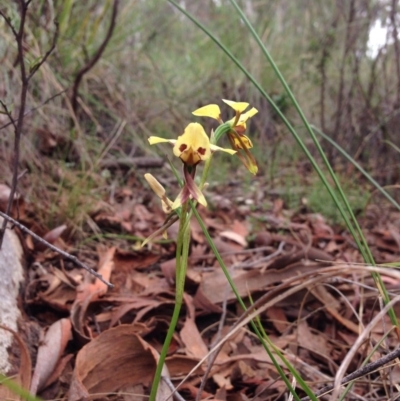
[165, 355, 204, 378]
[198, 262, 318, 304]
[113, 249, 160, 272]
[180, 295, 208, 359]
[212, 373, 233, 390]
[42, 224, 67, 244]
[30, 318, 72, 395]
[297, 321, 329, 359]
[0, 325, 32, 400]
[309, 284, 359, 334]
[220, 231, 247, 248]
[265, 307, 289, 334]
[76, 246, 115, 302]
[109, 298, 162, 327]
[160, 258, 176, 284]
[230, 220, 249, 238]
[68, 324, 158, 401]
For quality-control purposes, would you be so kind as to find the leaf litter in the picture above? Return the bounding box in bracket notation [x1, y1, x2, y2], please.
[1, 180, 400, 400]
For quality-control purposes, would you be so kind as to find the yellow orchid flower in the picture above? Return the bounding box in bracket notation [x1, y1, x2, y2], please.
[232, 107, 258, 134]
[148, 123, 235, 208]
[192, 100, 258, 146]
[149, 123, 235, 166]
[192, 100, 258, 174]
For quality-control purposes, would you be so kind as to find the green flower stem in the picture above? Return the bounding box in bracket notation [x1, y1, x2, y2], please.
[149, 201, 191, 401]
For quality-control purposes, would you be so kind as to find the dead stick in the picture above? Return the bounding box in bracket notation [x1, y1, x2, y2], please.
[300, 347, 400, 400]
[0, 211, 113, 288]
[0, 2, 58, 249]
[71, 0, 119, 113]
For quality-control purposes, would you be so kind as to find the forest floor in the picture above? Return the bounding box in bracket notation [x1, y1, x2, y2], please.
[2, 164, 400, 401]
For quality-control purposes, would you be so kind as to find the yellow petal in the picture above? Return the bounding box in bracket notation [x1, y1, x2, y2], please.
[232, 134, 253, 150]
[222, 99, 249, 113]
[210, 144, 237, 155]
[148, 136, 175, 145]
[240, 107, 258, 122]
[192, 104, 221, 120]
[173, 123, 211, 165]
[229, 108, 258, 133]
[144, 173, 165, 198]
[171, 188, 186, 210]
[161, 198, 173, 214]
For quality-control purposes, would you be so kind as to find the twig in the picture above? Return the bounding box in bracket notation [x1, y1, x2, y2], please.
[162, 377, 186, 401]
[300, 347, 400, 401]
[71, 0, 119, 113]
[196, 279, 230, 401]
[0, 101, 18, 131]
[0, 89, 68, 132]
[0, 1, 58, 249]
[0, 211, 113, 288]
[390, 0, 400, 105]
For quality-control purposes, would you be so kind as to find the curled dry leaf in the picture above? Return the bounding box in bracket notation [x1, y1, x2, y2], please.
[71, 247, 115, 344]
[75, 246, 115, 302]
[30, 318, 72, 395]
[42, 224, 67, 244]
[0, 325, 32, 401]
[68, 324, 158, 401]
[297, 321, 330, 361]
[180, 294, 208, 359]
[219, 230, 247, 247]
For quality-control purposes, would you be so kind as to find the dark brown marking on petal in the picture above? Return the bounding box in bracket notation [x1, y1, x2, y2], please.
[179, 144, 187, 152]
[197, 147, 206, 155]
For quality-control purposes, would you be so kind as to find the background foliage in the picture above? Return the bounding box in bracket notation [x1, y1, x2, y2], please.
[1, 0, 399, 227]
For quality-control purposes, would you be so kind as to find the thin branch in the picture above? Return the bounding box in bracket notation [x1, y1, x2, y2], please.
[0, 89, 68, 132]
[27, 20, 59, 80]
[71, 0, 119, 113]
[300, 347, 400, 401]
[0, 1, 58, 249]
[390, 0, 400, 105]
[196, 286, 229, 401]
[0, 211, 113, 288]
[0, 9, 18, 37]
[0, 101, 18, 131]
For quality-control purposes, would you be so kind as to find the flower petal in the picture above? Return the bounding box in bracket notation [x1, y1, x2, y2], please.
[210, 144, 237, 155]
[192, 104, 221, 121]
[239, 107, 258, 123]
[171, 186, 190, 210]
[184, 169, 207, 207]
[148, 136, 176, 145]
[222, 99, 249, 113]
[232, 134, 253, 150]
[144, 173, 165, 198]
[173, 123, 211, 165]
[144, 173, 174, 213]
[227, 134, 258, 175]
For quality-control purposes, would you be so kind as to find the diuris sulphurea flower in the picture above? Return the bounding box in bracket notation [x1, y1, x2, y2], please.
[192, 99, 258, 174]
[148, 122, 235, 209]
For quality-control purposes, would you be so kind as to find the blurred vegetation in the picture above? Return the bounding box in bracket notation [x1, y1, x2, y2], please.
[0, 0, 399, 228]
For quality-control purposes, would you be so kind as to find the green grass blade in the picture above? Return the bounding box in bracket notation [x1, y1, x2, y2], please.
[226, 0, 397, 326]
[0, 375, 42, 401]
[190, 204, 317, 401]
[312, 125, 400, 211]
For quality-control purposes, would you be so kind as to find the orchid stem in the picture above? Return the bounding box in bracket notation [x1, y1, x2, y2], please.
[149, 201, 191, 401]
